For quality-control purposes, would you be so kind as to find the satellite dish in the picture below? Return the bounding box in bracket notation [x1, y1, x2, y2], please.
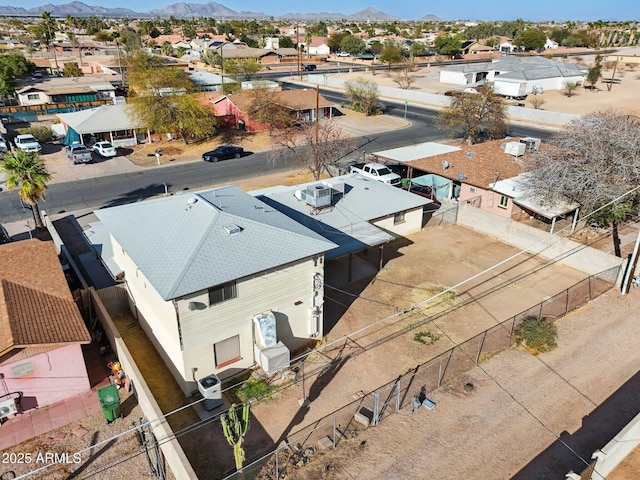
[187, 197, 198, 205]
[442, 160, 450, 169]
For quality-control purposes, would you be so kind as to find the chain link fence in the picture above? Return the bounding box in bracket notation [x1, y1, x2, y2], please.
[224, 265, 619, 479]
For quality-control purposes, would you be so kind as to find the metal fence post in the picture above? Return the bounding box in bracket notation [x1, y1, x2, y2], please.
[395, 379, 401, 412]
[275, 444, 279, 478]
[565, 286, 570, 314]
[372, 393, 380, 426]
[438, 358, 443, 387]
[508, 317, 515, 347]
[333, 416, 336, 448]
[475, 331, 487, 365]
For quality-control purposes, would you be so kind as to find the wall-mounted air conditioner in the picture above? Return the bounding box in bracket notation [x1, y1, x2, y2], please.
[0, 398, 17, 420]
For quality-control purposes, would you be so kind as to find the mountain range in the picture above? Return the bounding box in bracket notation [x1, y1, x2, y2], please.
[0, 1, 442, 21]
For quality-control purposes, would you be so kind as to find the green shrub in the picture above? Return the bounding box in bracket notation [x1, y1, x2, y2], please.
[17, 126, 53, 143]
[514, 316, 557, 354]
[222, 82, 241, 95]
[413, 330, 441, 345]
[236, 377, 274, 402]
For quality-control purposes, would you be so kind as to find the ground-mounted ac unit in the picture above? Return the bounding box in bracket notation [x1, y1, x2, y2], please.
[253, 312, 290, 374]
[0, 398, 17, 420]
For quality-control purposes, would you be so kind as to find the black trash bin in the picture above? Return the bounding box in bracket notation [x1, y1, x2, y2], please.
[238, 119, 245, 131]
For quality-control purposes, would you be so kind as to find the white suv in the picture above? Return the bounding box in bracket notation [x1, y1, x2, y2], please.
[14, 134, 42, 153]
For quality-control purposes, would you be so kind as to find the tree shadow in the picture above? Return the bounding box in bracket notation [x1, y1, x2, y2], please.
[275, 353, 351, 448]
[98, 183, 176, 210]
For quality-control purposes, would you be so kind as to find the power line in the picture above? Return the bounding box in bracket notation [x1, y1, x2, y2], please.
[16, 186, 636, 479]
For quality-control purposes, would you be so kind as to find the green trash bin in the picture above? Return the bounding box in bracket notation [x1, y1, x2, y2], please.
[98, 385, 121, 423]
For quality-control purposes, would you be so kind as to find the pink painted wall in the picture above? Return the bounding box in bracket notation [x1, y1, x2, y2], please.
[459, 184, 515, 219]
[0, 344, 90, 410]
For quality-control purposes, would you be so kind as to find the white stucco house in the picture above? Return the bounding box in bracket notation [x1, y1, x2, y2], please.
[439, 56, 587, 93]
[308, 37, 330, 56]
[94, 186, 337, 395]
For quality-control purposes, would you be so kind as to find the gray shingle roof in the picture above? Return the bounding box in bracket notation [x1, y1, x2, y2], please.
[254, 174, 430, 260]
[444, 55, 587, 79]
[56, 104, 141, 134]
[95, 185, 336, 300]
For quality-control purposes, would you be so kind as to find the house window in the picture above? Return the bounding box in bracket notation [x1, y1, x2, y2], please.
[394, 211, 406, 225]
[498, 195, 509, 209]
[208, 281, 237, 305]
[469, 187, 477, 193]
[214, 335, 241, 368]
[27, 93, 40, 100]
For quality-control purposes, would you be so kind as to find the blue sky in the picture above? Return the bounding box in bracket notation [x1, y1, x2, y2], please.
[15, 0, 638, 22]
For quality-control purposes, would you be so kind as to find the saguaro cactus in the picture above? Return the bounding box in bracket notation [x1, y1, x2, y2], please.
[221, 403, 250, 471]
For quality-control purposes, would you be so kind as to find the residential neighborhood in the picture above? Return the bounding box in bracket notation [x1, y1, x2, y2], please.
[0, 6, 639, 480]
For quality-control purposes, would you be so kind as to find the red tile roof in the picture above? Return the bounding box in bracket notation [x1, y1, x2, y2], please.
[0, 240, 90, 356]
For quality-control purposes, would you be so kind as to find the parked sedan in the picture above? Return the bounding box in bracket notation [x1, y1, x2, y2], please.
[202, 145, 244, 162]
[92, 141, 117, 158]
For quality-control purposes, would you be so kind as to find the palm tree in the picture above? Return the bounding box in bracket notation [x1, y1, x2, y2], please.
[0, 150, 51, 229]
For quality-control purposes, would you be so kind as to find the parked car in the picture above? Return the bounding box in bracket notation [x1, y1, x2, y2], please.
[302, 64, 317, 71]
[336, 51, 350, 57]
[92, 141, 117, 158]
[0, 134, 7, 153]
[14, 134, 42, 153]
[202, 145, 244, 162]
[65, 142, 93, 164]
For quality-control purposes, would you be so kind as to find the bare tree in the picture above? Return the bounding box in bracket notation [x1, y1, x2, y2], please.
[523, 111, 640, 257]
[344, 77, 380, 116]
[245, 82, 296, 134]
[269, 119, 354, 180]
[529, 95, 546, 109]
[392, 60, 418, 90]
[564, 81, 580, 97]
[436, 87, 508, 145]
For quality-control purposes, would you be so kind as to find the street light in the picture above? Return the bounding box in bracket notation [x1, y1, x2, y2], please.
[297, 356, 309, 407]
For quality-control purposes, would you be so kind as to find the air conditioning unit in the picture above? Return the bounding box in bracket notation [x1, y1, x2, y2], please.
[519, 137, 541, 152]
[305, 184, 332, 208]
[0, 398, 17, 420]
[504, 141, 526, 157]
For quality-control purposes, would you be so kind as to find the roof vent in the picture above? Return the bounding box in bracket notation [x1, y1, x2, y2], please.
[457, 173, 466, 181]
[223, 224, 242, 235]
[442, 160, 450, 170]
[465, 152, 475, 158]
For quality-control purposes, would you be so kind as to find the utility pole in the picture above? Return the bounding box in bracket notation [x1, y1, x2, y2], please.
[296, 23, 302, 81]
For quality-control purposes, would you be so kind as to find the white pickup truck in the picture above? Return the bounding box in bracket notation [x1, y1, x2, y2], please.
[14, 134, 42, 153]
[349, 162, 402, 186]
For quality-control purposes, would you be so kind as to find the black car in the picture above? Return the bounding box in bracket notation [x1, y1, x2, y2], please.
[302, 64, 317, 71]
[202, 145, 244, 162]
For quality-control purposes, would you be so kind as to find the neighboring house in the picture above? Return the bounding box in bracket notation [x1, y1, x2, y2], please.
[263, 37, 280, 50]
[308, 37, 330, 56]
[374, 139, 544, 219]
[206, 89, 337, 131]
[0, 240, 91, 412]
[544, 38, 559, 49]
[460, 40, 496, 55]
[188, 70, 237, 92]
[15, 75, 116, 107]
[439, 56, 587, 92]
[56, 103, 142, 147]
[93, 186, 337, 395]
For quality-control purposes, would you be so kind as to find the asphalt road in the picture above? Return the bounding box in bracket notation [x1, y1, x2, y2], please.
[0, 100, 552, 223]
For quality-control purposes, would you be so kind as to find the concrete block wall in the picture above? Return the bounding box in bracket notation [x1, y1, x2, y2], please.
[456, 203, 623, 277]
[90, 288, 198, 480]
